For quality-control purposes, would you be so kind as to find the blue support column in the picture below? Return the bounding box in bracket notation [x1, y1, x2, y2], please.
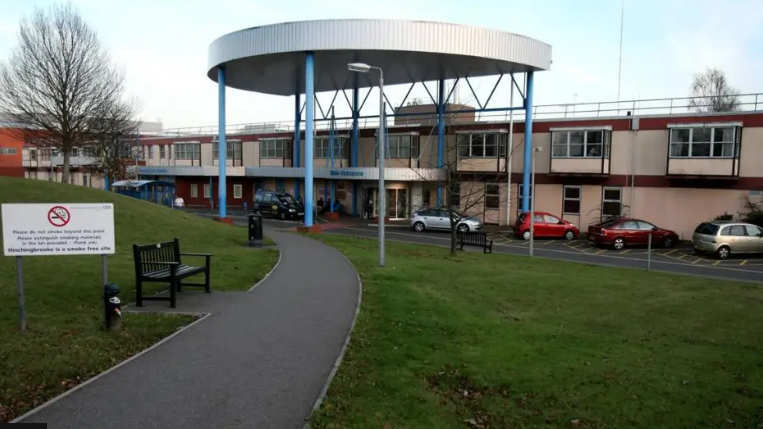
[104, 169, 109, 191]
[304, 52, 315, 227]
[436, 78, 446, 207]
[351, 79, 359, 216]
[329, 109, 335, 213]
[294, 80, 301, 199]
[521, 71, 535, 212]
[217, 67, 227, 218]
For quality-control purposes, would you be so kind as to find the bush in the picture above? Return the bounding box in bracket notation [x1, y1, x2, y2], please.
[713, 212, 734, 221]
[738, 195, 763, 227]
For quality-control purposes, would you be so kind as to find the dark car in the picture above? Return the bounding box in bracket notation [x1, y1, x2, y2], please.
[254, 190, 304, 220]
[587, 218, 679, 250]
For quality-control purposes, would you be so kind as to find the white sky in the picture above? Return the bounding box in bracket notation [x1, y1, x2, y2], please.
[1, 0, 761, 129]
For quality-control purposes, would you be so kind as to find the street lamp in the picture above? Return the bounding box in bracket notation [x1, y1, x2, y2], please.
[348, 62, 385, 267]
[529, 146, 542, 257]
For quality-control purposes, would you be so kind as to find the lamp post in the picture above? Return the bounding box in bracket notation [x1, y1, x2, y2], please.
[348, 62, 385, 267]
[529, 146, 542, 257]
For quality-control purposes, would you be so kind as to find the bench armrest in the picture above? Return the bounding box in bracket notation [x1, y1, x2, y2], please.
[140, 261, 180, 266]
[180, 253, 214, 257]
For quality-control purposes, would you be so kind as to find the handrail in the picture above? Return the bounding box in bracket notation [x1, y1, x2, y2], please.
[143, 92, 763, 139]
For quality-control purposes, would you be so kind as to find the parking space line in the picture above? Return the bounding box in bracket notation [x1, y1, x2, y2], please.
[663, 249, 679, 256]
[677, 255, 687, 260]
[740, 260, 748, 266]
[619, 249, 631, 254]
[691, 258, 703, 264]
[712, 260, 721, 266]
[594, 249, 607, 255]
[543, 240, 557, 245]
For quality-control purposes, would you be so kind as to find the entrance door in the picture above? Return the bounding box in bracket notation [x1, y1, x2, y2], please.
[385, 189, 408, 219]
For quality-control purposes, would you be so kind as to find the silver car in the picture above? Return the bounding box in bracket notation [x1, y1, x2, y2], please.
[692, 221, 763, 259]
[410, 208, 483, 233]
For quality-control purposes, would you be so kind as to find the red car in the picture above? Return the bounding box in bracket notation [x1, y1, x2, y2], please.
[587, 218, 679, 250]
[513, 211, 579, 241]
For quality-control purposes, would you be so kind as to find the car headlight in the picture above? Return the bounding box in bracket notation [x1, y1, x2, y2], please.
[569, 223, 576, 228]
[289, 209, 295, 212]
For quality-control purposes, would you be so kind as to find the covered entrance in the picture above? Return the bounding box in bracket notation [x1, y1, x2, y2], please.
[362, 186, 409, 219]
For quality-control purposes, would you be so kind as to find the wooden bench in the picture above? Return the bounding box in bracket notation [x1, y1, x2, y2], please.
[457, 231, 493, 254]
[133, 238, 213, 308]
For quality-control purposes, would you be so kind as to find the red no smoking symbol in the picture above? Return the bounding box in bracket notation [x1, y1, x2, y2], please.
[48, 206, 70, 227]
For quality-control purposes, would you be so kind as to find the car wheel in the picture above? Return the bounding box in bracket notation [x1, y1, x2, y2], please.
[716, 245, 731, 260]
[663, 237, 674, 248]
[522, 230, 531, 241]
[457, 224, 469, 233]
[612, 237, 625, 250]
[564, 230, 575, 241]
[413, 221, 425, 233]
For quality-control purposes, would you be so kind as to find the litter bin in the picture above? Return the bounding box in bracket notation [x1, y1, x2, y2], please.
[103, 282, 122, 331]
[248, 213, 263, 247]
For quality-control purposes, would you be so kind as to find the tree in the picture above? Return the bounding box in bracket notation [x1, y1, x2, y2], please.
[688, 68, 740, 113]
[0, 3, 139, 183]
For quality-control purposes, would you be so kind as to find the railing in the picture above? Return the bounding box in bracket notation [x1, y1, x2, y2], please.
[143, 93, 763, 139]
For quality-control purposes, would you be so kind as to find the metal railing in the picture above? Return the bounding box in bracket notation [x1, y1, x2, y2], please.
[143, 93, 762, 139]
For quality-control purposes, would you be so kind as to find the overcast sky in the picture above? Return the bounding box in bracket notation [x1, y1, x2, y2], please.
[1, 0, 761, 129]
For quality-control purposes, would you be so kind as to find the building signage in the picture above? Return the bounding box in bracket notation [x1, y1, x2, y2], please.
[2, 203, 116, 256]
[138, 167, 171, 175]
[329, 169, 364, 178]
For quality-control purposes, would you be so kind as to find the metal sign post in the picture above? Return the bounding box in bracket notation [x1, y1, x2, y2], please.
[2, 203, 116, 332]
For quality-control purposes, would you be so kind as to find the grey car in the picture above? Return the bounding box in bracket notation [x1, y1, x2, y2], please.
[410, 208, 483, 233]
[692, 221, 763, 259]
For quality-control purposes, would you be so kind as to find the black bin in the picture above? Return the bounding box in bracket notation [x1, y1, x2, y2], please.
[248, 213, 263, 247]
[103, 282, 122, 331]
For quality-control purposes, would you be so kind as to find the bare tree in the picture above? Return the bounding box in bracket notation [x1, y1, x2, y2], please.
[688, 68, 740, 113]
[0, 3, 139, 183]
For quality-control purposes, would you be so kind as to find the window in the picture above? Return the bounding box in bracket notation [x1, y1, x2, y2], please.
[637, 221, 655, 230]
[315, 137, 348, 158]
[485, 184, 500, 209]
[260, 139, 289, 158]
[376, 135, 420, 159]
[543, 214, 560, 224]
[720, 225, 746, 236]
[159, 145, 166, 159]
[39, 148, 51, 161]
[744, 225, 762, 237]
[203, 184, 210, 198]
[276, 181, 285, 193]
[174, 142, 200, 160]
[602, 187, 622, 218]
[190, 184, 198, 198]
[517, 184, 533, 212]
[563, 185, 581, 215]
[233, 184, 242, 199]
[669, 126, 737, 158]
[255, 192, 274, 203]
[83, 174, 91, 188]
[0, 147, 18, 155]
[81, 147, 96, 157]
[70, 148, 79, 157]
[457, 132, 508, 157]
[449, 188, 460, 209]
[422, 189, 431, 207]
[336, 183, 347, 200]
[29, 149, 37, 161]
[551, 129, 610, 158]
[618, 220, 639, 229]
[213, 140, 243, 161]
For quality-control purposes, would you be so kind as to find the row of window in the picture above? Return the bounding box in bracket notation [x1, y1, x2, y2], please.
[477, 183, 623, 218]
[0, 147, 17, 155]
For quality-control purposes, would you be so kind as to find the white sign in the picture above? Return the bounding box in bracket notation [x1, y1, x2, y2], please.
[1, 203, 116, 256]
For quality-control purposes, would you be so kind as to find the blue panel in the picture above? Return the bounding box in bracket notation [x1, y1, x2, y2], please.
[218, 67, 227, 218]
[522, 71, 535, 212]
[304, 52, 315, 227]
[436, 79, 445, 207]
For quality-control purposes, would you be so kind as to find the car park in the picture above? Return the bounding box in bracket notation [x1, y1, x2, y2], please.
[692, 221, 763, 259]
[410, 208, 484, 233]
[513, 211, 579, 241]
[587, 218, 678, 250]
[253, 190, 304, 220]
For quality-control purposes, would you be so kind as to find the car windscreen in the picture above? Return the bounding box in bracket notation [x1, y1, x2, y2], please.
[694, 223, 720, 235]
[278, 195, 295, 205]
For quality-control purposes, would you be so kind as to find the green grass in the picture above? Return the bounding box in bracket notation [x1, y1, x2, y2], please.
[310, 235, 763, 429]
[0, 176, 279, 422]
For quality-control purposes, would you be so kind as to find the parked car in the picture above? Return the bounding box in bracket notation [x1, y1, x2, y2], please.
[410, 208, 483, 233]
[253, 190, 304, 220]
[513, 211, 579, 241]
[587, 218, 678, 250]
[692, 221, 763, 259]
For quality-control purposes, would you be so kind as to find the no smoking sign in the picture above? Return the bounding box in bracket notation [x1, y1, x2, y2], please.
[48, 206, 71, 227]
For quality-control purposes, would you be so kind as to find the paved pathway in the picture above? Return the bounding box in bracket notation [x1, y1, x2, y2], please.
[20, 229, 360, 429]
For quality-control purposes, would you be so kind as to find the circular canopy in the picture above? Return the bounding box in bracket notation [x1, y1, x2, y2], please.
[207, 19, 552, 96]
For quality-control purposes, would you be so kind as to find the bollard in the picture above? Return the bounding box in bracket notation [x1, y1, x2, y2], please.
[248, 213, 264, 247]
[647, 233, 652, 271]
[103, 282, 122, 331]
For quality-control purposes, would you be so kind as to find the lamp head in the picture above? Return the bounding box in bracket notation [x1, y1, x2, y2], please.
[347, 62, 371, 73]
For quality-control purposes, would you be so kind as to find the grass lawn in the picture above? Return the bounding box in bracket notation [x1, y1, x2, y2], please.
[310, 234, 763, 429]
[0, 177, 278, 422]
